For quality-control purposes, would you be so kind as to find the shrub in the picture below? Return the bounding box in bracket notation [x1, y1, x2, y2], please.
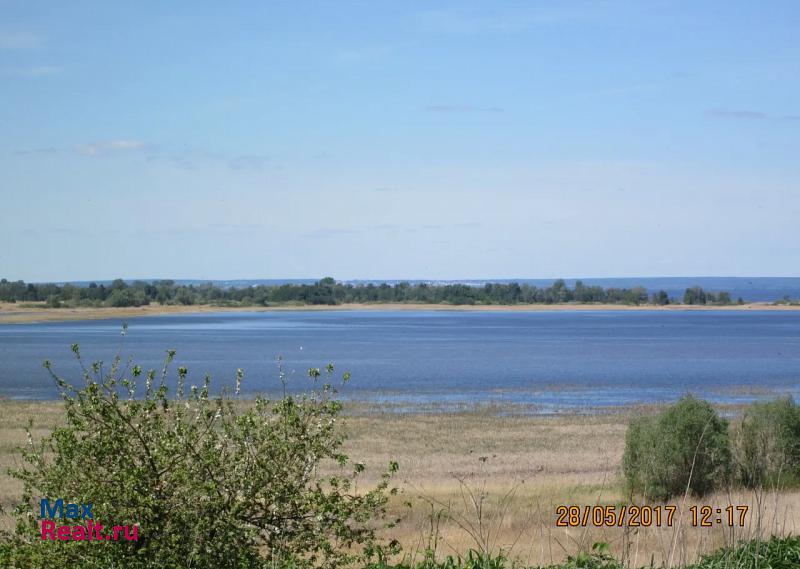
[2, 339, 398, 569]
[621, 414, 661, 496]
[736, 397, 800, 488]
[690, 535, 800, 568]
[623, 396, 732, 499]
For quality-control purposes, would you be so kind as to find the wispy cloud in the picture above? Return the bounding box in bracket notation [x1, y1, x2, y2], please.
[24, 65, 61, 76]
[14, 141, 149, 158]
[335, 44, 396, 63]
[580, 83, 660, 98]
[302, 227, 362, 239]
[705, 109, 800, 121]
[417, 5, 596, 35]
[13, 147, 62, 156]
[705, 108, 800, 121]
[77, 140, 149, 157]
[51, 227, 86, 237]
[15, 140, 275, 173]
[1, 65, 63, 78]
[227, 154, 270, 171]
[146, 149, 271, 171]
[145, 153, 195, 170]
[0, 30, 40, 50]
[705, 108, 767, 120]
[301, 223, 455, 240]
[207, 223, 268, 231]
[424, 105, 504, 113]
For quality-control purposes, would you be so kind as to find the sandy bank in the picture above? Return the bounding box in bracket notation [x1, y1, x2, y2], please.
[1, 300, 798, 324]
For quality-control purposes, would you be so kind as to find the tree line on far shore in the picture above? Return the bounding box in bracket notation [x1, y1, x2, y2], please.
[0, 277, 742, 308]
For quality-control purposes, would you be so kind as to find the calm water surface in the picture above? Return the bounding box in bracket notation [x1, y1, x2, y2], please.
[1, 311, 798, 411]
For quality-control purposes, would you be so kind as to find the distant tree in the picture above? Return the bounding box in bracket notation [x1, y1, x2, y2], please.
[175, 287, 195, 306]
[684, 286, 707, 305]
[106, 289, 148, 308]
[24, 283, 39, 301]
[623, 287, 648, 305]
[574, 280, 586, 302]
[546, 279, 570, 303]
[651, 290, 670, 305]
[0, 277, 743, 309]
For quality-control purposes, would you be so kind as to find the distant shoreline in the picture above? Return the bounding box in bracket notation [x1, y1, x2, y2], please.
[1, 300, 799, 324]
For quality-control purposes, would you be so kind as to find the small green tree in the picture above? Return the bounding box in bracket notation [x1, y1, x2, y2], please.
[623, 396, 732, 499]
[683, 286, 707, 305]
[736, 397, 800, 488]
[650, 290, 670, 305]
[2, 338, 398, 569]
[716, 291, 732, 305]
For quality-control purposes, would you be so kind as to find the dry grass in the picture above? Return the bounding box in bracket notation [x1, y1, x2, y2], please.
[0, 401, 63, 528]
[343, 407, 800, 566]
[0, 400, 797, 566]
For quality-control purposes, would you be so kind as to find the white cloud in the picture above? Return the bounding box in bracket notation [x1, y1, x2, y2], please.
[77, 140, 148, 157]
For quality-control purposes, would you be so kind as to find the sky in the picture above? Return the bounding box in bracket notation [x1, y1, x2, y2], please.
[1, 1, 799, 282]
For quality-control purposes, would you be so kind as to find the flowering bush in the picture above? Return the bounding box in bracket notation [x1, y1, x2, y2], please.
[2, 333, 399, 569]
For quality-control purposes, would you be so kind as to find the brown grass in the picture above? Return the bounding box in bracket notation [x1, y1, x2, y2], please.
[0, 401, 63, 525]
[0, 401, 797, 565]
[343, 407, 800, 566]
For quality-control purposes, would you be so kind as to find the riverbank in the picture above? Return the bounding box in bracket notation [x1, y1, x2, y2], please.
[0, 400, 796, 565]
[2, 300, 798, 324]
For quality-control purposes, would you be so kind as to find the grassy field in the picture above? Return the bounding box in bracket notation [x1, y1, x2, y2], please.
[0, 400, 797, 567]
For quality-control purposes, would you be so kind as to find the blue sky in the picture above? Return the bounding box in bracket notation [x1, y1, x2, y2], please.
[1, 1, 798, 281]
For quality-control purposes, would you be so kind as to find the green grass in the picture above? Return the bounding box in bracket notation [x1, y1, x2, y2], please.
[365, 536, 800, 569]
[691, 535, 800, 568]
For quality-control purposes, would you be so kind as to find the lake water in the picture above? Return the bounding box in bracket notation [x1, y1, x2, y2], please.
[1, 310, 799, 411]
